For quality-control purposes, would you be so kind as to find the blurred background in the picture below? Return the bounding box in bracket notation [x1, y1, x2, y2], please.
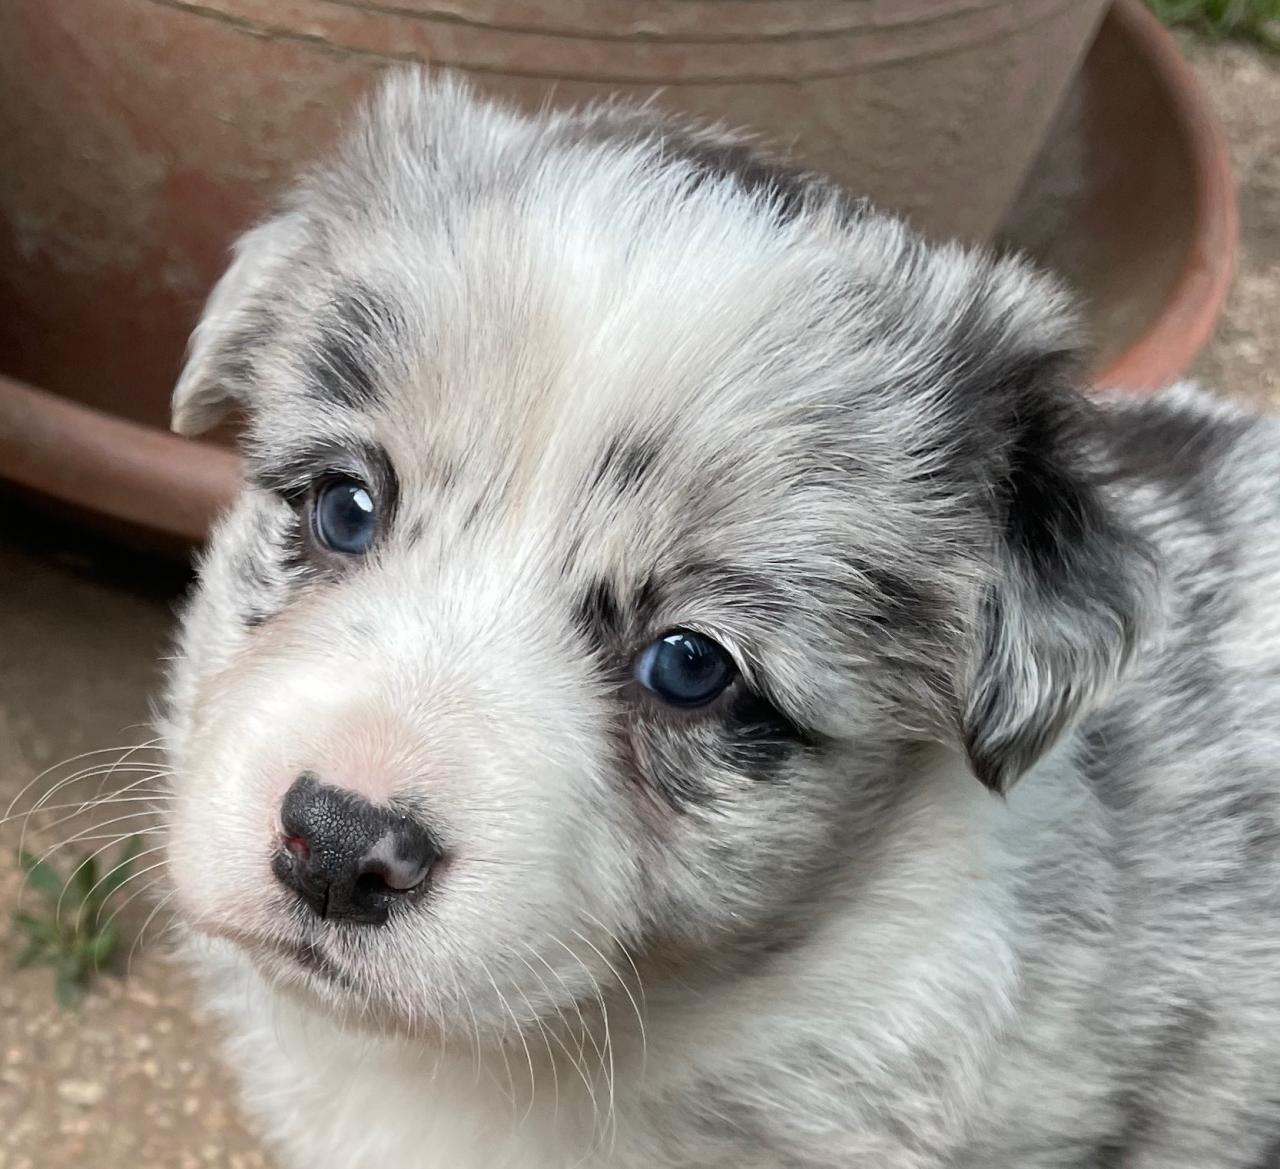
[0, 1, 1276, 1165]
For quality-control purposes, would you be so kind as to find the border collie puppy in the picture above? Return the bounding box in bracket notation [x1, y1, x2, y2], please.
[162, 70, 1280, 1169]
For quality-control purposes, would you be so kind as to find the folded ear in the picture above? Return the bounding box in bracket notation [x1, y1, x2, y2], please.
[959, 356, 1158, 794]
[171, 213, 305, 437]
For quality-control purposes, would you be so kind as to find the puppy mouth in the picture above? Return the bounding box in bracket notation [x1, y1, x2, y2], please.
[287, 935, 337, 974]
[260, 935, 362, 993]
[192, 914, 355, 986]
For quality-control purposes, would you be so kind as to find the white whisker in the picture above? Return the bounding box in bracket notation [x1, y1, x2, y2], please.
[94, 852, 172, 936]
[472, 953, 525, 1135]
[573, 921, 648, 1079]
[128, 888, 178, 975]
[4, 739, 164, 821]
[15, 752, 169, 857]
[548, 935, 617, 1155]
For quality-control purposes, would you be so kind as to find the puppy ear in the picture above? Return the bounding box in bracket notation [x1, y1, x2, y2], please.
[171, 213, 304, 437]
[957, 349, 1157, 794]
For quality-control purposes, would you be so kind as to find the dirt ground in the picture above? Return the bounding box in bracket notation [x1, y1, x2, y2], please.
[1, 37, 1277, 1169]
[1188, 41, 1280, 406]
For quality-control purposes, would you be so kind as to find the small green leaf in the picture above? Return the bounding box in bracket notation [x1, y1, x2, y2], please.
[18, 851, 64, 901]
[1143, 0, 1280, 49]
[97, 837, 142, 901]
[14, 940, 49, 969]
[12, 911, 57, 943]
[86, 922, 119, 968]
[70, 854, 99, 904]
[58, 949, 89, 984]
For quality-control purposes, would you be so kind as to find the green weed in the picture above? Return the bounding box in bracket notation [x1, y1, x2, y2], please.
[12, 838, 141, 1007]
[1146, 0, 1280, 50]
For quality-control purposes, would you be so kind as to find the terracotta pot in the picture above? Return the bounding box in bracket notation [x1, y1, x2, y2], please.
[0, 0, 1236, 550]
[999, 0, 1237, 392]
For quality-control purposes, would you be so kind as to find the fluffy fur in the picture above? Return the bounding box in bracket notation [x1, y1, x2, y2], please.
[161, 71, 1280, 1168]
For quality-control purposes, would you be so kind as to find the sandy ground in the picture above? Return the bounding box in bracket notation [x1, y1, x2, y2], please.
[0, 37, 1277, 1169]
[1188, 41, 1280, 406]
[0, 529, 269, 1168]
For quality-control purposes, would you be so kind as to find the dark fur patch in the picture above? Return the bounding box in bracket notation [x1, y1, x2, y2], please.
[249, 440, 347, 502]
[1104, 402, 1249, 589]
[559, 535, 584, 579]
[622, 558, 793, 642]
[996, 390, 1096, 575]
[1221, 788, 1280, 858]
[672, 137, 826, 223]
[931, 301, 1154, 792]
[858, 564, 939, 640]
[1245, 1131, 1280, 1168]
[1078, 1002, 1212, 1169]
[632, 733, 717, 810]
[660, 132, 868, 227]
[565, 108, 862, 227]
[249, 438, 398, 513]
[615, 685, 815, 813]
[1086, 1091, 1156, 1169]
[237, 549, 278, 629]
[632, 571, 663, 631]
[306, 287, 398, 409]
[278, 508, 322, 582]
[232, 503, 310, 626]
[720, 688, 813, 778]
[1105, 403, 1253, 492]
[680, 561, 782, 608]
[574, 577, 624, 656]
[590, 435, 661, 495]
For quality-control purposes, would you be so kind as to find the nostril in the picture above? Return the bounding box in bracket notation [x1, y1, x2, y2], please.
[283, 834, 310, 861]
[354, 871, 387, 897]
[352, 869, 399, 904]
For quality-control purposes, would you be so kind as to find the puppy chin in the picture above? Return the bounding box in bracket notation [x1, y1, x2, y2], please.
[262, 947, 451, 1043]
[186, 910, 360, 1007]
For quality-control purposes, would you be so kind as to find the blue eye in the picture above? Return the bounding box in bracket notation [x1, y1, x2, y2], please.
[312, 477, 377, 555]
[634, 631, 736, 707]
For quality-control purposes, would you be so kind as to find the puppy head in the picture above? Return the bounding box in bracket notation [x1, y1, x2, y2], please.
[162, 72, 1154, 1031]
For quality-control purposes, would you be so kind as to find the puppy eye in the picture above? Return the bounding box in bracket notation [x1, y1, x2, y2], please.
[312, 476, 377, 555]
[634, 631, 737, 707]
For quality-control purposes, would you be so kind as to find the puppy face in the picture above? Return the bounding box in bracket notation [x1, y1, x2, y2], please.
[162, 73, 1153, 1032]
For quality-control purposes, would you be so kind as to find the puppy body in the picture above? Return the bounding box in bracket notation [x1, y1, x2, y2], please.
[162, 75, 1280, 1168]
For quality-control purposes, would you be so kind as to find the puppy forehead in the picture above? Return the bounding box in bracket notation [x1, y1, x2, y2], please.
[315, 201, 828, 437]
[253, 200, 855, 522]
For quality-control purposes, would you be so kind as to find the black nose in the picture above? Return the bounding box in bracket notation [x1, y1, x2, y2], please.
[273, 774, 439, 926]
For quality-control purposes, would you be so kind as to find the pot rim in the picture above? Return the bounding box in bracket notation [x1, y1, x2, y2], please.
[1091, 0, 1238, 392]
